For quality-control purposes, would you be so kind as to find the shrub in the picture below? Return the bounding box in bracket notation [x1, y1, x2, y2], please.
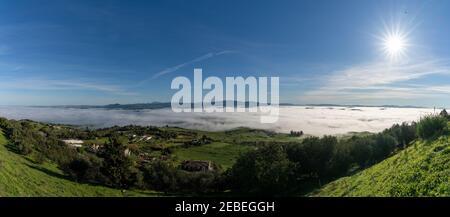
[142, 160, 223, 194]
[64, 157, 91, 182]
[440, 109, 450, 120]
[176, 170, 223, 194]
[372, 134, 397, 161]
[17, 141, 33, 155]
[34, 152, 47, 164]
[416, 115, 448, 139]
[100, 136, 141, 188]
[142, 160, 179, 192]
[346, 136, 375, 167]
[229, 144, 296, 195]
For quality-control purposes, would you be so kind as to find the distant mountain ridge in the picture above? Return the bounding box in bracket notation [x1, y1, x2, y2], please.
[34, 102, 429, 110]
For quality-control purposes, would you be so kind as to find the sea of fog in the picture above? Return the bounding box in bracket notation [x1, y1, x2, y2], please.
[0, 106, 437, 136]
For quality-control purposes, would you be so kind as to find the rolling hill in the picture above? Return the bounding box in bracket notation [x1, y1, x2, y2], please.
[0, 130, 157, 196]
[312, 135, 450, 196]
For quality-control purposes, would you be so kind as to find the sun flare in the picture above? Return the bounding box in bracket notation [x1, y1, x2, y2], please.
[380, 28, 409, 61]
[384, 35, 405, 54]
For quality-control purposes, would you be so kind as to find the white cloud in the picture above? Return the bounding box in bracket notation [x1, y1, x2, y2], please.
[0, 106, 436, 136]
[300, 59, 450, 104]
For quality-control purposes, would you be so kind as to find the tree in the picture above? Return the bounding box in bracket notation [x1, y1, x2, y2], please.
[440, 109, 450, 120]
[399, 122, 417, 147]
[63, 156, 106, 183]
[346, 136, 374, 167]
[17, 140, 33, 155]
[142, 160, 178, 192]
[416, 115, 448, 139]
[65, 157, 91, 182]
[229, 144, 296, 195]
[100, 135, 141, 188]
[285, 136, 337, 184]
[372, 134, 397, 161]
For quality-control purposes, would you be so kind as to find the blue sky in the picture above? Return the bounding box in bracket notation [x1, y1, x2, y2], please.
[1, 0, 450, 106]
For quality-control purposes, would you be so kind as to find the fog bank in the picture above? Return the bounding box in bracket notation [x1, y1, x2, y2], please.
[0, 106, 436, 136]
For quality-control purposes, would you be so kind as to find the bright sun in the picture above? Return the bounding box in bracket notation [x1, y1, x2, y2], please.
[381, 31, 409, 61]
[385, 35, 405, 54]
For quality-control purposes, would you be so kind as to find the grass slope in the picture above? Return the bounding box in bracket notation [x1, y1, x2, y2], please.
[0, 131, 156, 196]
[312, 135, 450, 196]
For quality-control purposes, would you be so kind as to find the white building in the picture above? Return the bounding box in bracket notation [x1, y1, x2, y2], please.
[62, 139, 83, 148]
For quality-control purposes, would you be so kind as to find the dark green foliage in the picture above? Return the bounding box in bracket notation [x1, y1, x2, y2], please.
[17, 141, 33, 155]
[100, 136, 142, 188]
[183, 135, 213, 147]
[229, 121, 420, 195]
[382, 122, 416, 148]
[285, 136, 336, 185]
[0, 118, 77, 164]
[289, 130, 303, 137]
[346, 136, 375, 167]
[175, 170, 223, 194]
[65, 157, 90, 182]
[229, 144, 296, 195]
[142, 160, 179, 192]
[34, 152, 47, 164]
[373, 134, 397, 161]
[440, 109, 450, 120]
[416, 115, 448, 139]
[142, 160, 223, 194]
[63, 155, 106, 183]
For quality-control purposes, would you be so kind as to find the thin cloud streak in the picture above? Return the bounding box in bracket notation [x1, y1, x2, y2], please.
[138, 50, 235, 85]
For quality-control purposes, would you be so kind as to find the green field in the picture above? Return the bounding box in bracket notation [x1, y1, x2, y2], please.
[0, 131, 158, 197]
[172, 142, 253, 169]
[136, 127, 301, 169]
[312, 135, 450, 196]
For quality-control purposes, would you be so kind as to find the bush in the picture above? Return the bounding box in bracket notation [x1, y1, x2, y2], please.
[142, 160, 223, 194]
[372, 134, 397, 161]
[229, 144, 296, 195]
[62, 155, 108, 183]
[17, 141, 33, 155]
[64, 157, 91, 182]
[100, 136, 142, 188]
[345, 136, 375, 168]
[142, 160, 179, 192]
[285, 136, 336, 185]
[416, 115, 448, 139]
[34, 152, 47, 164]
[440, 109, 450, 120]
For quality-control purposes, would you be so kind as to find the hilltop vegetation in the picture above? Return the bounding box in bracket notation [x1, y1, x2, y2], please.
[0, 117, 297, 196]
[0, 130, 154, 196]
[312, 135, 450, 196]
[313, 114, 450, 196]
[0, 111, 448, 196]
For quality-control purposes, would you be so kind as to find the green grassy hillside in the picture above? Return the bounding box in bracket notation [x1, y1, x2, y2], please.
[312, 135, 450, 196]
[0, 131, 156, 196]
